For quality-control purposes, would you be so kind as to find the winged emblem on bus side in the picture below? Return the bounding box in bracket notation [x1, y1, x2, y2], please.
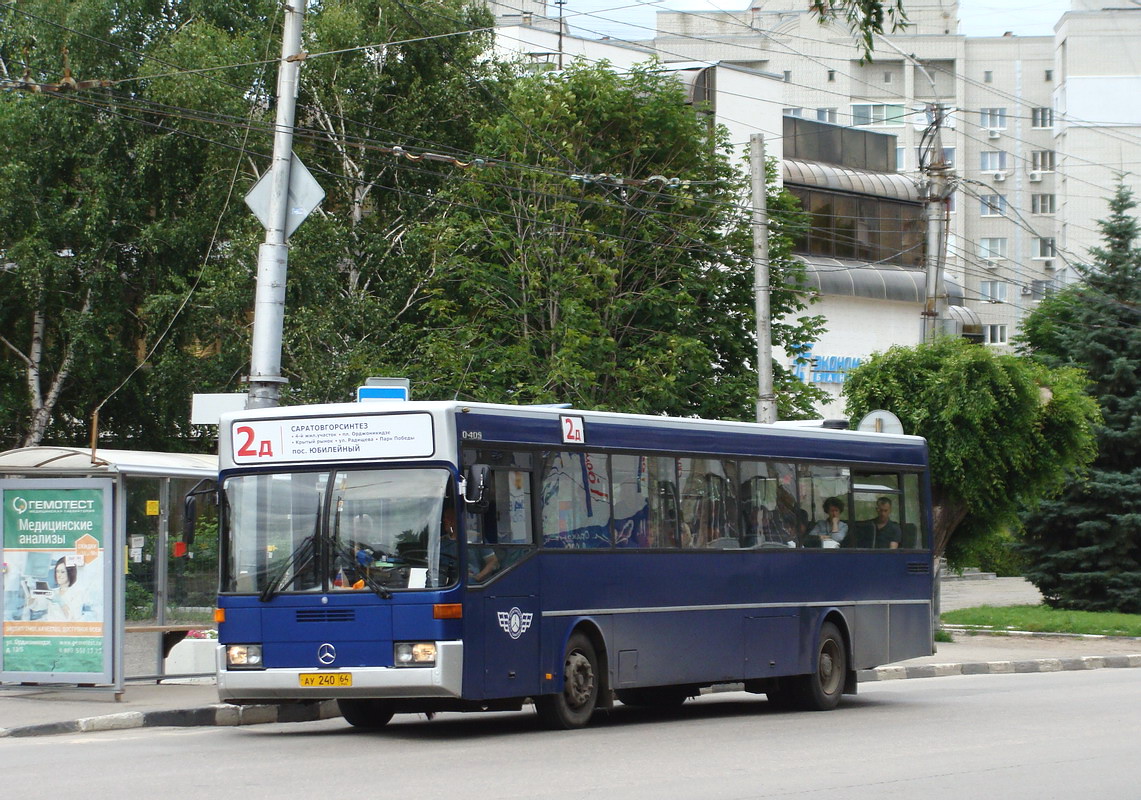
[497, 607, 534, 639]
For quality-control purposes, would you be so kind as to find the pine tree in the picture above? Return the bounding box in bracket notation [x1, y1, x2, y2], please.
[1017, 181, 1141, 612]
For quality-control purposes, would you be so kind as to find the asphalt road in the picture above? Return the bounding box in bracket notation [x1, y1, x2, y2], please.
[3, 668, 1137, 799]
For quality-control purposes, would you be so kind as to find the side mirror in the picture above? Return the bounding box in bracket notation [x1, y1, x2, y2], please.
[463, 465, 490, 512]
[182, 479, 217, 550]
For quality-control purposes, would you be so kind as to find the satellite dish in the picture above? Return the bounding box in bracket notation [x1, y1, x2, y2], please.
[857, 409, 904, 435]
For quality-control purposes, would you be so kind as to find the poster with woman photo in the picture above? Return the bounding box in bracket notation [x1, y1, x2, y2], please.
[1, 480, 112, 680]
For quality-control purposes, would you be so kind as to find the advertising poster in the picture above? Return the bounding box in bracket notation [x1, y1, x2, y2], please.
[1, 479, 114, 682]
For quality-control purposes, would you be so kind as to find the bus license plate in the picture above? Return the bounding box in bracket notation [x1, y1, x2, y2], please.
[299, 672, 352, 688]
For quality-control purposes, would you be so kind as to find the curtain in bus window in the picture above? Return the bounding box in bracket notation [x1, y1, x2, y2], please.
[611, 454, 650, 548]
[678, 458, 738, 548]
[901, 473, 924, 548]
[739, 461, 778, 548]
[773, 462, 807, 547]
[647, 457, 679, 547]
[540, 451, 611, 548]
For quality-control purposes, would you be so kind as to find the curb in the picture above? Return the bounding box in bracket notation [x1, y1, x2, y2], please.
[857, 653, 1141, 682]
[6, 654, 1141, 737]
[0, 699, 341, 739]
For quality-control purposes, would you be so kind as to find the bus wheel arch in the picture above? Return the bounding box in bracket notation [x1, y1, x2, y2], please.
[803, 617, 849, 710]
[536, 622, 608, 729]
[766, 613, 852, 712]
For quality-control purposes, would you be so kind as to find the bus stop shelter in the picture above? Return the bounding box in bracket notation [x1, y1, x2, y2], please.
[0, 447, 217, 696]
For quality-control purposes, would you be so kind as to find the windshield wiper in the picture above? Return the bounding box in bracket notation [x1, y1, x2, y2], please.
[259, 534, 317, 602]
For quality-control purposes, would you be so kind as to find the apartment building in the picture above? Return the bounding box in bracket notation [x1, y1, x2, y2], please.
[494, 1, 1141, 349]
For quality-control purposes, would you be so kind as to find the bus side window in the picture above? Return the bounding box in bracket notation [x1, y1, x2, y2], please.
[540, 451, 611, 549]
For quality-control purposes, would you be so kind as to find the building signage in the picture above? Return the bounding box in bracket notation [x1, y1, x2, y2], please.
[791, 348, 864, 385]
[230, 412, 435, 464]
[1, 479, 114, 682]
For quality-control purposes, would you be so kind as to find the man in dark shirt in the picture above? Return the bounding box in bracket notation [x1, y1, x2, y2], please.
[855, 496, 902, 549]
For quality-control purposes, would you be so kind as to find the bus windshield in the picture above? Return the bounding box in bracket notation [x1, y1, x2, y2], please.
[221, 467, 452, 595]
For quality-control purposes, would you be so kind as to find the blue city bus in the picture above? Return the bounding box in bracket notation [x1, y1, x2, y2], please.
[212, 401, 934, 729]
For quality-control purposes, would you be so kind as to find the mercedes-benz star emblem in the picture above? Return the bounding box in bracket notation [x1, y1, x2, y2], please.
[317, 643, 337, 665]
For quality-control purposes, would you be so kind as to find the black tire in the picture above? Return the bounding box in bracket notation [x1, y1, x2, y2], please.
[536, 632, 599, 729]
[766, 622, 847, 711]
[615, 686, 690, 708]
[801, 621, 847, 711]
[338, 698, 395, 729]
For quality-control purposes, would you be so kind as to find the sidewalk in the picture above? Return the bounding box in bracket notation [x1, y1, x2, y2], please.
[2, 578, 1138, 738]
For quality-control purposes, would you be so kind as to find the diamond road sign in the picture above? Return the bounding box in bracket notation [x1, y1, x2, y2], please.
[244, 153, 324, 237]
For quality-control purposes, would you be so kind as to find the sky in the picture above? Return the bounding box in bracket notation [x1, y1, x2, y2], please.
[558, 0, 1076, 42]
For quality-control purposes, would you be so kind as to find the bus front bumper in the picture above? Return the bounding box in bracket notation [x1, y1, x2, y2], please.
[216, 640, 464, 703]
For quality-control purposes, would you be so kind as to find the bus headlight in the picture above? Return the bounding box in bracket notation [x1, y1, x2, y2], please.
[226, 644, 263, 668]
[394, 642, 436, 667]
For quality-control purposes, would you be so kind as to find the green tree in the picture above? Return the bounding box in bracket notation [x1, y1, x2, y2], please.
[810, 0, 909, 60]
[1016, 181, 1141, 612]
[0, 0, 508, 446]
[406, 59, 823, 419]
[843, 336, 1100, 558]
[0, 0, 276, 449]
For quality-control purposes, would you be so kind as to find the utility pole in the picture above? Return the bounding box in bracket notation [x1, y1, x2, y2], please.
[922, 104, 953, 342]
[555, 0, 567, 70]
[246, 3, 305, 410]
[751, 134, 776, 424]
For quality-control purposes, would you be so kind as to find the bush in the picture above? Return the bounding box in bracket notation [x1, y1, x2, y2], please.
[945, 527, 1028, 577]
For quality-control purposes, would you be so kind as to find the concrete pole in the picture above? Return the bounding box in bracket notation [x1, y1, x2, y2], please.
[247, 4, 304, 410]
[751, 134, 776, 424]
[923, 105, 951, 342]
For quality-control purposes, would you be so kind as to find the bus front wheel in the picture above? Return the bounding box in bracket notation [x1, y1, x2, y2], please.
[537, 632, 599, 729]
[338, 698, 395, 729]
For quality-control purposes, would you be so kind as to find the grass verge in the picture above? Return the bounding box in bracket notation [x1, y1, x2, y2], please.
[941, 605, 1141, 637]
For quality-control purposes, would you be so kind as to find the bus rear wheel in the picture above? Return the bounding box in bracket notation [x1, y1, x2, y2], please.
[338, 698, 395, 729]
[766, 622, 847, 711]
[537, 632, 599, 729]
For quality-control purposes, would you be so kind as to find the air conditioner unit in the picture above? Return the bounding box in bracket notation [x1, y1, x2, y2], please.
[992, 171, 1006, 182]
[1043, 259, 1054, 270]
[983, 259, 999, 270]
[1021, 285, 1033, 296]
[987, 128, 1001, 140]
[1029, 171, 1043, 183]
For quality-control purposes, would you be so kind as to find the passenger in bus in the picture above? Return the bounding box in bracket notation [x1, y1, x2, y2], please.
[808, 497, 848, 548]
[440, 507, 500, 583]
[854, 497, 902, 549]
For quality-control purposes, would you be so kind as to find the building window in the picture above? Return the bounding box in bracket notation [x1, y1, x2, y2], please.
[816, 107, 837, 123]
[984, 70, 993, 83]
[942, 147, 956, 167]
[980, 150, 1008, 171]
[1045, 69, 1053, 81]
[984, 324, 1009, 345]
[1031, 107, 1054, 128]
[980, 107, 1007, 129]
[1032, 150, 1056, 171]
[883, 71, 892, 83]
[980, 237, 1008, 260]
[980, 280, 1007, 303]
[980, 194, 1008, 216]
[1035, 237, 1056, 258]
[1032, 194, 1056, 214]
[897, 147, 907, 170]
[1032, 279, 1057, 300]
[783, 70, 792, 82]
[851, 103, 905, 126]
[827, 69, 836, 82]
